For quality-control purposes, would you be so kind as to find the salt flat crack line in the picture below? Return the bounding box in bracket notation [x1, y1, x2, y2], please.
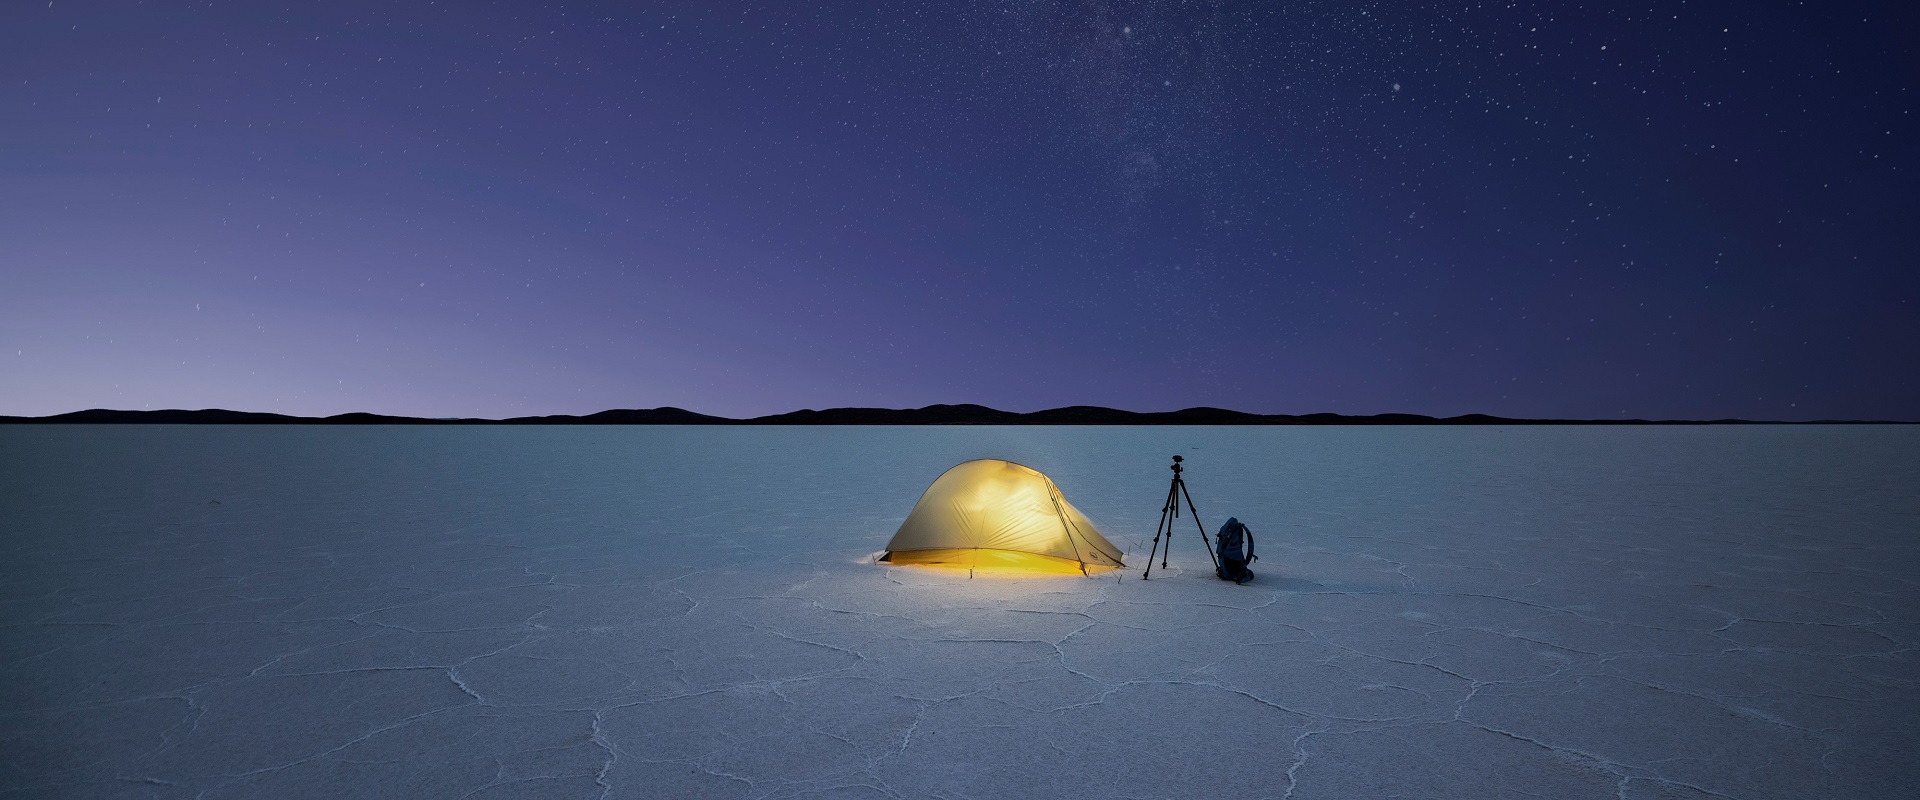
[209, 704, 469, 785]
[588, 708, 617, 800]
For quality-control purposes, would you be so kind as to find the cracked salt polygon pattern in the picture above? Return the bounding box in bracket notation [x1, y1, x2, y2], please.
[1, 425, 1915, 799]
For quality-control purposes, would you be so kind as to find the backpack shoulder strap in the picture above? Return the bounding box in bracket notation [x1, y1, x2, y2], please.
[1244, 526, 1257, 561]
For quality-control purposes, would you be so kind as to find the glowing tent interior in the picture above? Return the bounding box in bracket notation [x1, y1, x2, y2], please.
[878, 459, 1127, 574]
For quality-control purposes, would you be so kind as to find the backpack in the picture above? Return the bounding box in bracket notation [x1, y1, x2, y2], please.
[1214, 517, 1257, 584]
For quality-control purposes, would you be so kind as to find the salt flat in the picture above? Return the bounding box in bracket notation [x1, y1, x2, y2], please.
[1, 425, 1915, 799]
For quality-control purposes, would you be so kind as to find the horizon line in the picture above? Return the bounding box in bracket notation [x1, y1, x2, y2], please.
[1, 404, 1914, 425]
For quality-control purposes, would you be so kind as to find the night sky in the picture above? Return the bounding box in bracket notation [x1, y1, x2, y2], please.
[4, 2, 1915, 420]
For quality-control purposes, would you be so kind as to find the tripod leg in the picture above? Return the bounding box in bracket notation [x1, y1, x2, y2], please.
[1162, 486, 1175, 570]
[1142, 480, 1178, 579]
[1177, 478, 1220, 570]
[1159, 478, 1180, 569]
[1142, 516, 1162, 579]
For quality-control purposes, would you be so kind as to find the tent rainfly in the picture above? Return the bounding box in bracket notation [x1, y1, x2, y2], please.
[879, 459, 1126, 574]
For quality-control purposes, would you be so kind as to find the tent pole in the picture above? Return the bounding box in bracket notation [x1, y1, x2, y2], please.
[1045, 485, 1094, 576]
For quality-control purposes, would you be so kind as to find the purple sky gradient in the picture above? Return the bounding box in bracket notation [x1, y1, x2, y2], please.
[4, 1, 1916, 420]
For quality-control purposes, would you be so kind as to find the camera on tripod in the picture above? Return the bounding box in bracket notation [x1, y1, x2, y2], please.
[1143, 454, 1217, 579]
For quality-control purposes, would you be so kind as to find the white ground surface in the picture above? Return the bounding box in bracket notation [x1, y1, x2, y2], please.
[2, 425, 1916, 799]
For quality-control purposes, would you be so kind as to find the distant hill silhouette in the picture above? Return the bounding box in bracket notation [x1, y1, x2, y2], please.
[1, 404, 1903, 425]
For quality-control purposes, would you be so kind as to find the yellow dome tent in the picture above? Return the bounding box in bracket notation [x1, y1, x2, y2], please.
[878, 459, 1127, 574]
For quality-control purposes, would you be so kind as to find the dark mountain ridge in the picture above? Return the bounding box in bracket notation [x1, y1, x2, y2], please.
[0, 405, 1903, 425]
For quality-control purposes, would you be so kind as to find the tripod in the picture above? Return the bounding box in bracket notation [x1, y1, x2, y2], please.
[1143, 455, 1219, 579]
